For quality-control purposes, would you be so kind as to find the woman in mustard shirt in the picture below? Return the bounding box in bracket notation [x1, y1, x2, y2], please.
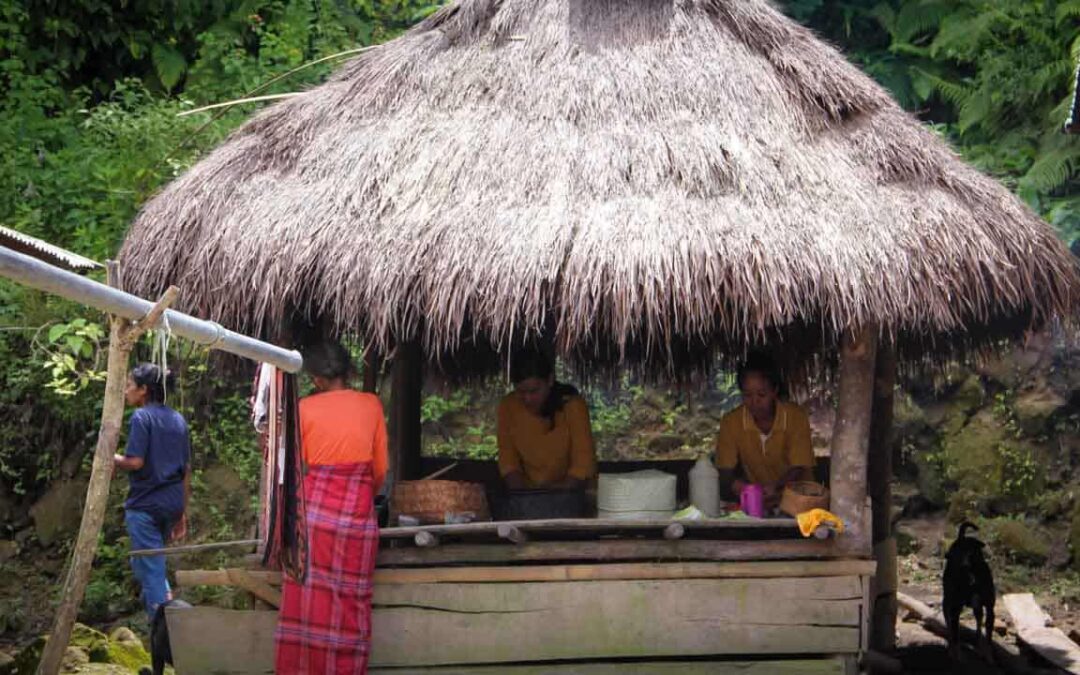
[715, 354, 814, 508]
[497, 350, 597, 490]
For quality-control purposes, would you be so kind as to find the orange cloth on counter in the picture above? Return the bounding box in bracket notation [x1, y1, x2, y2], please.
[497, 392, 597, 487]
[299, 389, 388, 492]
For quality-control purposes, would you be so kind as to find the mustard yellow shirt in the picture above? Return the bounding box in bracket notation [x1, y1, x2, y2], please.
[497, 393, 597, 487]
[715, 401, 814, 485]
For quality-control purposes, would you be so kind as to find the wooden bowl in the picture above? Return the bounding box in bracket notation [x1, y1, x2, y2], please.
[779, 481, 830, 517]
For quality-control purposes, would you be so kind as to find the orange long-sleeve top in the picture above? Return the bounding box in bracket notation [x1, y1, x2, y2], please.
[497, 392, 597, 487]
[299, 389, 388, 492]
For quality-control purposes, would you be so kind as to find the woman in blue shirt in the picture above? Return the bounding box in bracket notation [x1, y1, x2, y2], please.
[113, 363, 191, 620]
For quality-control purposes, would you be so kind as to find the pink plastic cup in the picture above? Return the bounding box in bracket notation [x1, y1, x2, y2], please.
[740, 483, 765, 518]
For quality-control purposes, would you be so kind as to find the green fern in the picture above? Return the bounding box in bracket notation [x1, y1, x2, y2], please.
[1057, 0, 1080, 26]
[1020, 148, 1080, 193]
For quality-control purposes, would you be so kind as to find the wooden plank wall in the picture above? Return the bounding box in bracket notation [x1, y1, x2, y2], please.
[168, 574, 867, 673]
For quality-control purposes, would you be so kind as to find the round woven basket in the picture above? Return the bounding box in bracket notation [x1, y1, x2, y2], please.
[779, 481, 830, 517]
[391, 480, 490, 524]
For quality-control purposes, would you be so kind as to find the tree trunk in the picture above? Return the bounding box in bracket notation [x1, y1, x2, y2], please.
[868, 345, 898, 655]
[829, 327, 877, 556]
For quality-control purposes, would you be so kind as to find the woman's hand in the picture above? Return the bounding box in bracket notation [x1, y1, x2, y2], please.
[170, 514, 188, 543]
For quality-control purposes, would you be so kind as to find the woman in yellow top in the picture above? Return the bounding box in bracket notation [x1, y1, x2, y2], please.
[497, 350, 597, 490]
[715, 354, 814, 508]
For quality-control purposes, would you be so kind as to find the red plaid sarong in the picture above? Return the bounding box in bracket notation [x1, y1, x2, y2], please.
[274, 462, 379, 674]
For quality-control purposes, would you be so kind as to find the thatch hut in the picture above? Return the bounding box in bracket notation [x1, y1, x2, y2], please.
[121, 0, 1079, 672]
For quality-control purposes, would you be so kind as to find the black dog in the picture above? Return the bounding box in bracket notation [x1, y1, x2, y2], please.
[141, 598, 192, 675]
[942, 522, 996, 656]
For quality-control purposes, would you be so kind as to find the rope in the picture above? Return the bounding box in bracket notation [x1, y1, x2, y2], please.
[154, 312, 172, 403]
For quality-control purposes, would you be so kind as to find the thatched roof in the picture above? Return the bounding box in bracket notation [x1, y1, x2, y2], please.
[120, 0, 1079, 376]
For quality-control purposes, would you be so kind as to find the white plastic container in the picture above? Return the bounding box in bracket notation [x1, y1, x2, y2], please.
[597, 470, 677, 519]
[689, 456, 720, 517]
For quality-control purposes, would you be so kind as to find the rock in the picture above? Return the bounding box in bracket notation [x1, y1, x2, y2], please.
[1012, 385, 1067, 435]
[645, 434, 683, 455]
[953, 375, 986, 412]
[74, 665, 131, 674]
[106, 628, 138, 646]
[62, 646, 89, 671]
[0, 540, 17, 563]
[987, 518, 1050, 565]
[29, 478, 88, 546]
[0, 651, 14, 673]
[1049, 537, 1071, 570]
[100, 637, 149, 672]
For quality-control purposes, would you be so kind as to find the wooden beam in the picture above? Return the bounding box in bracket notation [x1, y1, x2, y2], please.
[177, 560, 878, 589]
[226, 569, 281, 608]
[868, 343, 898, 654]
[829, 327, 877, 556]
[37, 273, 179, 675]
[390, 340, 423, 482]
[377, 538, 849, 566]
[1003, 593, 1080, 674]
[379, 517, 798, 540]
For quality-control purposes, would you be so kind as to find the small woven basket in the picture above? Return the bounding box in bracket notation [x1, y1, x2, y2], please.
[779, 481, 830, 517]
[391, 480, 490, 524]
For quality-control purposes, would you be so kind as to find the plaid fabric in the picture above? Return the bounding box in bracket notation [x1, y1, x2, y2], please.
[275, 462, 379, 674]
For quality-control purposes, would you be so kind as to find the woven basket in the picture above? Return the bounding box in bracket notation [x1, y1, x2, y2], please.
[391, 480, 490, 524]
[779, 481, 830, 517]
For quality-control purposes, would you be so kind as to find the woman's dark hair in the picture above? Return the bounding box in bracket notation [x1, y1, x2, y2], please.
[736, 352, 782, 391]
[510, 349, 578, 426]
[302, 341, 354, 380]
[131, 363, 173, 403]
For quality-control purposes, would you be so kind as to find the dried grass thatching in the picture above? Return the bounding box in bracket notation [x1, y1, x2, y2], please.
[120, 0, 1079, 378]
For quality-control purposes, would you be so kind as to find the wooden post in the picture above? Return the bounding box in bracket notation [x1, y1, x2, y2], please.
[389, 340, 423, 483]
[829, 327, 877, 557]
[868, 344, 897, 656]
[37, 268, 178, 675]
[362, 348, 380, 393]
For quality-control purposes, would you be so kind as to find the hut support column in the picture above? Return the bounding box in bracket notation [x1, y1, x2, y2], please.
[390, 340, 423, 483]
[829, 327, 877, 556]
[869, 344, 898, 654]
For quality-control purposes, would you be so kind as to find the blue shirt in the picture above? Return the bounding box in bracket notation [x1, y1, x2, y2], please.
[124, 404, 190, 519]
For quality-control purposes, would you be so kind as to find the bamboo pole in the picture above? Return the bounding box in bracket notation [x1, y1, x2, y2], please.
[36, 271, 178, 675]
[868, 344, 898, 657]
[829, 327, 877, 556]
[0, 246, 301, 372]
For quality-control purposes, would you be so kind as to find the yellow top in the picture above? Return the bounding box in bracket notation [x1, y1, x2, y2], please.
[714, 401, 814, 485]
[497, 392, 597, 487]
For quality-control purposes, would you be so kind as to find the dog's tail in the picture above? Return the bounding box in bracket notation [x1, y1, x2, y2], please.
[957, 521, 979, 539]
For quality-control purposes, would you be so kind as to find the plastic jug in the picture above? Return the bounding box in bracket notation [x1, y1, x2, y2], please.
[688, 457, 720, 517]
[740, 483, 765, 518]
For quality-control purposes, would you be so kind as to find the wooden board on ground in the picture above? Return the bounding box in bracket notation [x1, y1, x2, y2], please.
[376, 537, 840, 566]
[370, 576, 865, 667]
[1003, 593, 1080, 674]
[177, 559, 876, 589]
[369, 659, 848, 674]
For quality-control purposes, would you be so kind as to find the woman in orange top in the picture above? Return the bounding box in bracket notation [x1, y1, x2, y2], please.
[497, 350, 597, 490]
[275, 341, 386, 674]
